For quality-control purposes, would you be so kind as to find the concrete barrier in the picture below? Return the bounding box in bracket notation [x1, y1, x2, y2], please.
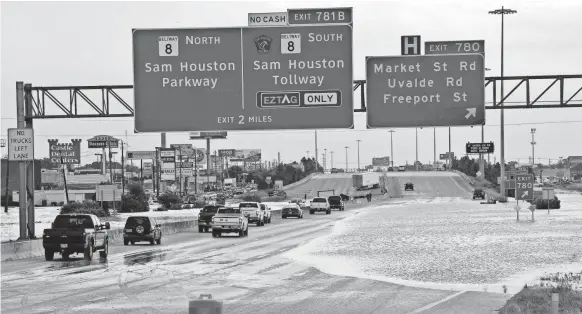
[283, 173, 319, 191]
[1, 219, 200, 262]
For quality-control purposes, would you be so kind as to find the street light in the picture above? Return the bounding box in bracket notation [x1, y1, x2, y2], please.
[388, 130, 395, 168]
[356, 140, 362, 171]
[489, 6, 517, 197]
[324, 148, 327, 172]
[344, 146, 349, 171]
[531, 128, 537, 168]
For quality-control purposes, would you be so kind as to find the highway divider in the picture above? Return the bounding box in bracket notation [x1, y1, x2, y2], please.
[1, 209, 285, 262]
[282, 173, 319, 191]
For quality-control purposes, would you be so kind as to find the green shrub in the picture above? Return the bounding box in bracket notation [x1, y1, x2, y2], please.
[242, 193, 262, 202]
[158, 191, 182, 208]
[534, 195, 561, 209]
[60, 200, 107, 217]
[264, 195, 287, 202]
[120, 183, 150, 213]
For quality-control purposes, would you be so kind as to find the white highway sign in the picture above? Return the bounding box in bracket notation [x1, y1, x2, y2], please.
[8, 128, 34, 161]
[366, 54, 485, 128]
[516, 174, 534, 201]
[132, 24, 353, 132]
[248, 12, 287, 27]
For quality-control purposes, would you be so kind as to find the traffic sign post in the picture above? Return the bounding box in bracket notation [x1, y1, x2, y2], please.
[516, 174, 534, 201]
[365, 54, 485, 128]
[7, 128, 34, 161]
[132, 23, 353, 132]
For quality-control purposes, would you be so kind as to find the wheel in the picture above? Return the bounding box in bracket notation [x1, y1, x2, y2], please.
[84, 242, 93, 261]
[256, 221, 261, 227]
[239, 229, 244, 237]
[156, 237, 162, 244]
[62, 252, 70, 261]
[44, 250, 54, 261]
[244, 227, 249, 236]
[130, 241, 135, 245]
[261, 220, 265, 226]
[268, 217, 272, 223]
[282, 215, 287, 219]
[205, 227, 209, 233]
[212, 231, 218, 238]
[123, 239, 129, 246]
[310, 211, 314, 214]
[150, 239, 155, 245]
[198, 226, 204, 233]
[99, 240, 108, 258]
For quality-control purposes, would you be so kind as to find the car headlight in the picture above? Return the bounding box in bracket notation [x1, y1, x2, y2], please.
[256, 210, 260, 215]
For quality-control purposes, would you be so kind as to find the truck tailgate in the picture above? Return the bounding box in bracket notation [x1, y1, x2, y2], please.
[213, 216, 240, 224]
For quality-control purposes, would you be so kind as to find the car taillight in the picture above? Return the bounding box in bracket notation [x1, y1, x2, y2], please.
[239, 217, 242, 223]
[256, 210, 260, 215]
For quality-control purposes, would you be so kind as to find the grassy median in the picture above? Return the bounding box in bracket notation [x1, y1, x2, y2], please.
[499, 272, 582, 314]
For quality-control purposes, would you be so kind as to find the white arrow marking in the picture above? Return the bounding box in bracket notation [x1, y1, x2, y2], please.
[522, 191, 529, 198]
[465, 108, 476, 119]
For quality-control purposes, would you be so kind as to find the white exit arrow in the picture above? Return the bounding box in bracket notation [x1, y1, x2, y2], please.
[465, 108, 476, 119]
[522, 191, 529, 198]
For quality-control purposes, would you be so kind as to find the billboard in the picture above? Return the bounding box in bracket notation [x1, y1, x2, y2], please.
[372, 157, 390, 166]
[48, 139, 82, 164]
[229, 149, 262, 162]
[87, 135, 119, 149]
[568, 156, 582, 164]
[189, 132, 228, 139]
[143, 161, 153, 176]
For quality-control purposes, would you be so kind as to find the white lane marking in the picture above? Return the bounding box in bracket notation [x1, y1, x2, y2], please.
[407, 290, 467, 313]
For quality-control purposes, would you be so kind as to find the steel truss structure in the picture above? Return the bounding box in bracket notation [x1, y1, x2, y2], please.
[22, 74, 582, 119]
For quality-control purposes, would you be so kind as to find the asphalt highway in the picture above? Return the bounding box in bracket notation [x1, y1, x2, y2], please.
[1, 172, 509, 314]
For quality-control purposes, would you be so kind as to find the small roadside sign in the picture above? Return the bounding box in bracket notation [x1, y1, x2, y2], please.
[466, 142, 494, 154]
[127, 151, 156, 160]
[8, 128, 34, 161]
[248, 12, 287, 27]
[266, 176, 272, 184]
[516, 174, 534, 200]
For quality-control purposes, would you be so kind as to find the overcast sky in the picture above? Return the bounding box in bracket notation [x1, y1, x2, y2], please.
[1, 0, 581, 168]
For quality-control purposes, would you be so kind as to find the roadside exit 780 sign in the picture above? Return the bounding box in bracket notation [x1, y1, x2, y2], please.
[132, 24, 353, 132]
[516, 174, 534, 201]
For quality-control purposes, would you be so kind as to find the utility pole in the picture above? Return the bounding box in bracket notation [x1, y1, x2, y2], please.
[531, 128, 537, 168]
[489, 6, 517, 196]
[324, 148, 327, 172]
[356, 140, 362, 171]
[330, 151, 334, 169]
[95, 153, 103, 174]
[344, 146, 349, 171]
[314, 130, 319, 172]
[415, 128, 418, 171]
[433, 127, 436, 170]
[388, 130, 395, 168]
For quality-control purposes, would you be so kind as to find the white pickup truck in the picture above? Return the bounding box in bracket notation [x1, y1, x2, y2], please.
[210, 207, 249, 238]
[260, 203, 272, 223]
[309, 197, 331, 215]
[238, 202, 265, 226]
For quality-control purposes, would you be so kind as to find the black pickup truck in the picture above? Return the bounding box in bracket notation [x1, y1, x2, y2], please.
[42, 214, 110, 261]
[327, 195, 345, 211]
[198, 205, 220, 233]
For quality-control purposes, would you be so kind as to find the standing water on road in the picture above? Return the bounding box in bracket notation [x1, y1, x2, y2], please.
[286, 193, 582, 293]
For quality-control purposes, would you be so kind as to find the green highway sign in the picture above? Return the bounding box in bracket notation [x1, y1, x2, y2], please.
[287, 7, 352, 25]
[365, 54, 485, 128]
[425, 40, 485, 59]
[516, 174, 534, 200]
[132, 24, 353, 132]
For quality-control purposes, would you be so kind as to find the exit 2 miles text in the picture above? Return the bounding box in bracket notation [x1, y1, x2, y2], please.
[218, 115, 273, 124]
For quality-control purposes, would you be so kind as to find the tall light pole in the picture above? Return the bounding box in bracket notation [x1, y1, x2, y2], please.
[388, 130, 395, 168]
[530, 128, 536, 168]
[324, 148, 327, 172]
[344, 146, 349, 171]
[356, 140, 362, 171]
[415, 128, 419, 171]
[330, 151, 334, 169]
[489, 6, 517, 197]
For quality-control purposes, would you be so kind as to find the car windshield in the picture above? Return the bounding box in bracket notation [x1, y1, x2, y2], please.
[125, 217, 151, 228]
[328, 196, 341, 201]
[218, 207, 240, 214]
[53, 215, 94, 229]
[239, 203, 259, 208]
[313, 198, 326, 202]
[202, 206, 219, 213]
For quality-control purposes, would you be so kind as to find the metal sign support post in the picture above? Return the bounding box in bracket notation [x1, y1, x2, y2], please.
[16, 82, 28, 239]
[179, 146, 182, 196]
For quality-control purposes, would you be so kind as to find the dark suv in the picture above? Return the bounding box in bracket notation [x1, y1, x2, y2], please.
[404, 183, 414, 191]
[473, 189, 485, 200]
[198, 205, 219, 233]
[123, 216, 162, 245]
